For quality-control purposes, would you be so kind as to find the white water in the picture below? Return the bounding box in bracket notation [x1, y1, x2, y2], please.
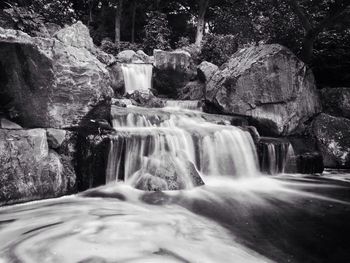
[164, 100, 202, 111]
[107, 106, 259, 189]
[121, 64, 153, 93]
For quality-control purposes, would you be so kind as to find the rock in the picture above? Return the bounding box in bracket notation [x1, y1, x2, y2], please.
[153, 49, 196, 98]
[312, 113, 350, 168]
[77, 135, 111, 191]
[320, 87, 350, 119]
[0, 118, 22, 129]
[134, 154, 204, 191]
[108, 63, 124, 94]
[288, 137, 324, 174]
[117, 50, 136, 63]
[46, 128, 67, 149]
[177, 81, 205, 100]
[197, 61, 218, 83]
[0, 129, 75, 205]
[206, 44, 321, 136]
[54, 21, 94, 51]
[136, 50, 153, 64]
[0, 24, 113, 129]
[92, 47, 117, 66]
[126, 91, 165, 108]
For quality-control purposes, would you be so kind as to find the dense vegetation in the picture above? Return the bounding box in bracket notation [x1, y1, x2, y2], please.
[1, 0, 349, 87]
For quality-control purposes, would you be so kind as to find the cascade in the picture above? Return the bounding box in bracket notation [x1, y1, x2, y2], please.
[106, 106, 259, 190]
[121, 64, 153, 93]
[164, 100, 203, 111]
[258, 137, 296, 174]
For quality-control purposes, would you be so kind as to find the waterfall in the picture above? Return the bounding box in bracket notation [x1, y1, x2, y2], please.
[164, 100, 202, 111]
[258, 138, 296, 174]
[121, 64, 153, 93]
[106, 106, 259, 190]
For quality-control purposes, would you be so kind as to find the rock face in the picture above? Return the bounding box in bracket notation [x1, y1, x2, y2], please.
[153, 49, 196, 98]
[0, 129, 75, 205]
[320, 88, 350, 119]
[312, 113, 350, 168]
[206, 44, 321, 135]
[0, 23, 113, 129]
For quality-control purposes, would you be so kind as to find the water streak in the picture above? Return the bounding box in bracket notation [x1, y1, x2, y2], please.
[121, 64, 153, 93]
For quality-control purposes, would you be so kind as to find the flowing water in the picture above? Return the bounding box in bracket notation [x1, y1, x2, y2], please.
[1, 73, 350, 262]
[121, 64, 153, 93]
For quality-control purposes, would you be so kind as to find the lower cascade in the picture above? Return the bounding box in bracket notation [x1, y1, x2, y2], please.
[106, 106, 259, 190]
[121, 64, 153, 93]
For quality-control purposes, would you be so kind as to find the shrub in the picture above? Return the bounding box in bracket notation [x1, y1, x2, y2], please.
[100, 38, 119, 56]
[175, 37, 191, 49]
[0, 6, 46, 37]
[143, 11, 171, 55]
[200, 34, 239, 66]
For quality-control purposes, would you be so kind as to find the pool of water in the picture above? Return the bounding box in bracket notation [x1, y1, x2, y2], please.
[0, 173, 349, 263]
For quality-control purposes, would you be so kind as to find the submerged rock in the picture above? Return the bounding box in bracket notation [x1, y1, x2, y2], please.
[312, 113, 350, 168]
[0, 23, 113, 129]
[153, 49, 196, 98]
[0, 129, 75, 205]
[320, 87, 350, 119]
[206, 44, 321, 136]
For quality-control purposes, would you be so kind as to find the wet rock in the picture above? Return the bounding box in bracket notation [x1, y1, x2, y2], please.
[0, 129, 75, 205]
[197, 61, 218, 83]
[0, 118, 22, 129]
[126, 91, 165, 108]
[46, 128, 67, 149]
[320, 87, 350, 119]
[312, 113, 350, 168]
[153, 49, 196, 98]
[177, 81, 205, 100]
[54, 21, 94, 51]
[134, 154, 204, 191]
[0, 23, 113, 129]
[108, 63, 124, 94]
[206, 44, 321, 136]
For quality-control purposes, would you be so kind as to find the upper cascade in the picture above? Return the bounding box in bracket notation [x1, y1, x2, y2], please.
[121, 64, 153, 93]
[106, 106, 260, 190]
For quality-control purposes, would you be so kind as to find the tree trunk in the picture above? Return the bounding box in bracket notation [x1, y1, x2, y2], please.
[195, 0, 209, 46]
[88, 0, 94, 26]
[302, 32, 316, 64]
[131, 0, 137, 43]
[115, 0, 123, 44]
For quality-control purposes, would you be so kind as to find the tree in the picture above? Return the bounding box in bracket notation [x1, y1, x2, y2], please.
[114, 0, 123, 44]
[284, 0, 350, 62]
[195, 0, 209, 46]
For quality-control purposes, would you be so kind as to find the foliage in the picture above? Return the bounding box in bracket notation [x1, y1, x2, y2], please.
[100, 38, 119, 56]
[0, 5, 46, 37]
[143, 11, 171, 55]
[31, 0, 76, 26]
[200, 34, 238, 66]
[175, 36, 191, 49]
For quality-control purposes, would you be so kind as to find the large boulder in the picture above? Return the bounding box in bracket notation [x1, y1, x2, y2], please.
[0, 129, 75, 205]
[197, 61, 218, 83]
[54, 21, 94, 51]
[0, 23, 113, 129]
[320, 87, 350, 119]
[312, 113, 350, 168]
[206, 44, 321, 136]
[153, 49, 196, 98]
[178, 81, 205, 100]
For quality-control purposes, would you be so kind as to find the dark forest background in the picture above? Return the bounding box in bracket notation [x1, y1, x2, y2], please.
[1, 0, 349, 87]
